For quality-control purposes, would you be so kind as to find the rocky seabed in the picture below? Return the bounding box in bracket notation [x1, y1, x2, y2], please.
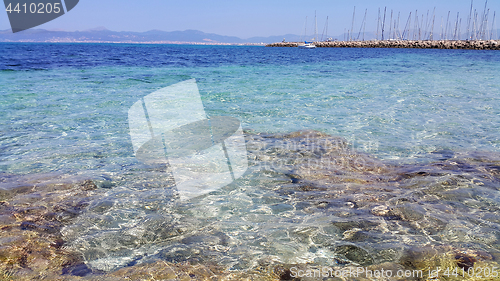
[267, 40, 500, 50]
[2, 130, 500, 280]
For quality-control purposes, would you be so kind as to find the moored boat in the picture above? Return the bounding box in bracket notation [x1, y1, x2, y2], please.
[298, 41, 316, 49]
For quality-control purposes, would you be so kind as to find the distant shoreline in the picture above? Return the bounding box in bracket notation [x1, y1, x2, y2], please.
[0, 40, 266, 46]
[267, 40, 500, 50]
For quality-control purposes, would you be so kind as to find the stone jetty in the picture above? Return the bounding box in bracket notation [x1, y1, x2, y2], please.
[267, 40, 500, 50]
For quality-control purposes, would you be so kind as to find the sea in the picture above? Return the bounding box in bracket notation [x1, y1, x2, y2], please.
[1, 43, 500, 278]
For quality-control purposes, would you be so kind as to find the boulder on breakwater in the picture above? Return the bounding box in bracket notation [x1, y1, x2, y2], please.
[266, 40, 500, 50]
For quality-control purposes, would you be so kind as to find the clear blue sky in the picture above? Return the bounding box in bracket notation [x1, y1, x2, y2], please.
[1, 0, 499, 38]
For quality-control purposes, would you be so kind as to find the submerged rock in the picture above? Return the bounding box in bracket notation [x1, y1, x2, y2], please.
[245, 130, 500, 270]
[2, 130, 500, 280]
[0, 176, 101, 280]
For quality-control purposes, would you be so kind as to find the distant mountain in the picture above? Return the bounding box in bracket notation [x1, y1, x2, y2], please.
[0, 28, 305, 44]
[2, 28, 496, 44]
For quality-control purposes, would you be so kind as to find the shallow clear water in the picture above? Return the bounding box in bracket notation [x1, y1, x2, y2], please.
[1, 43, 500, 275]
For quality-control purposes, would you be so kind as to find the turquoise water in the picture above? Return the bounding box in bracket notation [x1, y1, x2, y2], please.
[2, 44, 500, 175]
[1, 43, 500, 275]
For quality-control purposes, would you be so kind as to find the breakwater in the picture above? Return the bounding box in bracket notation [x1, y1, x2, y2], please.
[266, 40, 500, 50]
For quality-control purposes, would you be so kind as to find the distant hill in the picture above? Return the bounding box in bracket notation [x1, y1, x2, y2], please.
[0, 28, 305, 44]
[2, 28, 497, 44]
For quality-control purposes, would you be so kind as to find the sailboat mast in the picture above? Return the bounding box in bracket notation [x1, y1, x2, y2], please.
[440, 17, 443, 40]
[394, 12, 401, 39]
[430, 8, 436, 41]
[326, 16, 328, 40]
[403, 12, 411, 40]
[491, 11, 496, 39]
[445, 11, 450, 40]
[382, 7, 386, 40]
[480, 1, 488, 40]
[424, 10, 429, 40]
[363, 9, 367, 41]
[473, 9, 477, 39]
[321, 16, 329, 41]
[413, 10, 418, 40]
[420, 12, 424, 40]
[314, 11, 318, 41]
[350, 6, 356, 41]
[376, 8, 380, 40]
[482, 9, 489, 40]
[356, 9, 367, 41]
[467, 0, 474, 39]
[389, 10, 393, 40]
[458, 18, 462, 39]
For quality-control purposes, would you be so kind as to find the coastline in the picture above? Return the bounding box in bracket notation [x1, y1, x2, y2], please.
[267, 40, 500, 50]
[0, 40, 266, 46]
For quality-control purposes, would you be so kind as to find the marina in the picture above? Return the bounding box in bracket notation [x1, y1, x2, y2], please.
[273, 0, 500, 51]
[267, 39, 500, 50]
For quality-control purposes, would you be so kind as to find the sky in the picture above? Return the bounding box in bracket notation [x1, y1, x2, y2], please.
[1, 0, 499, 39]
